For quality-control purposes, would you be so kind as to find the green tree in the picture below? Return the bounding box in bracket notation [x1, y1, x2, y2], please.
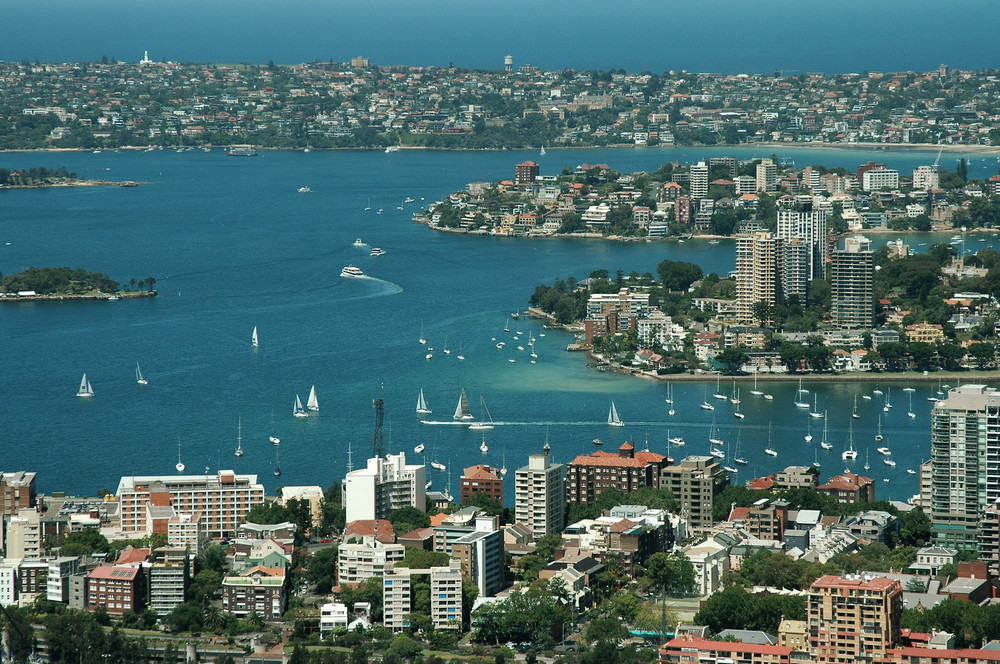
[657, 259, 704, 292]
[387, 506, 430, 537]
[715, 347, 749, 374]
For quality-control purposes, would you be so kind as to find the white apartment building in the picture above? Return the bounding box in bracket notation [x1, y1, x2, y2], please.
[735, 231, 781, 325]
[320, 602, 349, 635]
[514, 450, 565, 539]
[383, 560, 463, 632]
[343, 453, 426, 523]
[636, 311, 686, 350]
[337, 539, 406, 585]
[776, 207, 828, 279]
[46, 557, 79, 603]
[0, 564, 17, 606]
[689, 161, 708, 199]
[167, 512, 202, 555]
[5, 508, 41, 559]
[862, 168, 899, 192]
[116, 471, 264, 539]
[912, 165, 940, 191]
[755, 158, 778, 192]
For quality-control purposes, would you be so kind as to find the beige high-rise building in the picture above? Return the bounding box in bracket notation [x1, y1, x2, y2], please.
[659, 456, 728, 531]
[736, 231, 781, 325]
[922, 385, 1000, 551]
[808, 574, 902, 662]
[755, 158, 777, 192]
[514, 448, 564, 539]
[4, 508, 41, 559]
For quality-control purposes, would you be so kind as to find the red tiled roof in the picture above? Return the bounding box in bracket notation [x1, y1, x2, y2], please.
[569, 449, 664, 468]
[115, 547, 151, 564]
[609, 518, 640, 533]
[661, 636, 790, 657]
[812, 574, 899, 591]
[728, 506, 751, 522]
[344, 519, 396, 543]
[89, 565, 139, 581]
[463, 464, 501, 481]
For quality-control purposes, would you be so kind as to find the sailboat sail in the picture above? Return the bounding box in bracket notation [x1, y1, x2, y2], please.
[453, 389, 474, 420]
[608, 400, 624, 426]
[76, 373, 94, 397]
[307, 385, 320, 411]
[469, 397, 495, 430]
[293, 394, 308, 418]
[135, 362, 148, 385]
[416, 388, 432, 414]
[251, 326, 259, 348]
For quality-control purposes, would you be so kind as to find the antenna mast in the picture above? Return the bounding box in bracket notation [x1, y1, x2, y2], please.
[372, 397, 385, 458]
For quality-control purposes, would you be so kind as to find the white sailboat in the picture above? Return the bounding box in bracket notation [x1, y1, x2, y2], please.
[852, 394, 860, 419]
[750, 373, 763, 396]
[733, 392, 745, 419]
[293, 394, 309, 418]
[469, 397, 495, 430]
[713, 376, 727, 400]
[709, 415, 724, 446]
[419, 320, 426, 345]
[251, 326, 259, 348]
[764, 423, 777, 456]
[875, 415, 884, 442]
[842, 422, 858, 460]
[175, 441, 185, 473]
[414, 442, 425, 454]
[812, 449, 821, 468]
[307, 385, 320, 412]
[453, 389, 474, 421]
[479, 433, 489, 453]
[794, 379, 809, 408]
[539, 146, 546, 156]
[500, 450, 507, 476]
[664, 382, 674, 405]
[820, 413, 832, 449]
[883, 387, 893, 413]
[810, 394, 824, 418]
[730, 381, 740, 404]
[135, 362, 148, 385]
[76, 373, 94, 398]
[235, 418, 244, 457]
[443, 335, 451, 355]
[804, 417, 813, 443]
[733, 430, 747, 465]
[608, 400, 624, 427]
[416, 388, 432, 415]
[907, 392, 915, 418]
[864, 448, 870, 470]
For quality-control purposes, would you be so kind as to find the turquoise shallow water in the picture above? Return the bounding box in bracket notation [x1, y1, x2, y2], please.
[2, 145, 998, 501]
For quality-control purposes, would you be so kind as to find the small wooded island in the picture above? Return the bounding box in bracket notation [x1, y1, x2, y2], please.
[0, 267, 157, 302]
[0, 166, 139, 188]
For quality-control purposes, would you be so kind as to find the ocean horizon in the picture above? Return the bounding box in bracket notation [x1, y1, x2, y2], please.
[4, 1, 1000, 75]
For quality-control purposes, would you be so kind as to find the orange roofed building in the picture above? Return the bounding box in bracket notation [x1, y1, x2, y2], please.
[566, 441, 668, 505]
[460, 464, 503, 503]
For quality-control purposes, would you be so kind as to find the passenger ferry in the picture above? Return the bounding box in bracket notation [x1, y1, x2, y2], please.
[340, 265, 364, 278]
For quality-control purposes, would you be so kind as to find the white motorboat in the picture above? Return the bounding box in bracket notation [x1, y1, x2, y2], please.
[341, 265, 364, 277]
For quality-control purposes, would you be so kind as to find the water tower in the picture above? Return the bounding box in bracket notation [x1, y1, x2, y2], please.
[504, 55, 514, 72]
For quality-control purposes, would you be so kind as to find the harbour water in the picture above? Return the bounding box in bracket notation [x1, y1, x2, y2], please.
[2, 145, 999, 501]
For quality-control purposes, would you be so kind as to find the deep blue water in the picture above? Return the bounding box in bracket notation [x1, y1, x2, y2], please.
[3, 1, 1000, 74]
[2, 145, 999, 502]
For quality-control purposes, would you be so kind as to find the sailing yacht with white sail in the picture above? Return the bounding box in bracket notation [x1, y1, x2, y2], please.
[733, 430, 747, 465]
[764, 423, 777, 456]
[306, 385, 320, 412]
[469, 397, 495, 430]
[875, 415, 884, 442]
[820, 414, 832, 449]
[607, 400, 624, 427]
[251, 326, 259, 348]
[713, 376, 727, 400]
[794, 379, 809, 408]
[76, 373, 94, 398]
[750, 373, 763, 396]
[479, 433, 489, 453]
[842, 422, 858, 460]
[453, 389, 474, 421]
[852, 395, 860, 419]
[135, 362, 148, 385]
[810, 395, 824, 418]
[235, 418, 244, 457]
[176, 441, 185, 473]
[293, 394, 309, 418]
[416, 389, 432, 415]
